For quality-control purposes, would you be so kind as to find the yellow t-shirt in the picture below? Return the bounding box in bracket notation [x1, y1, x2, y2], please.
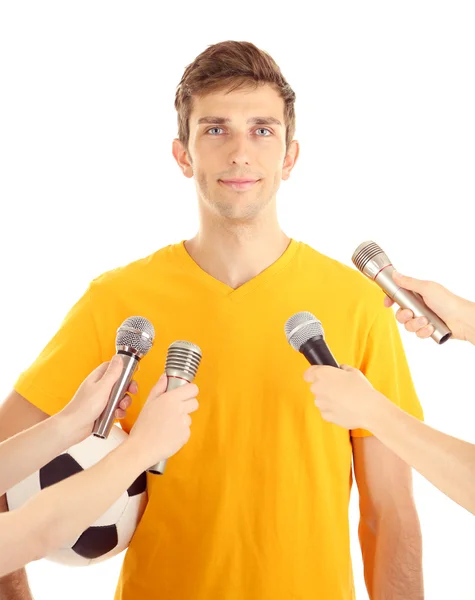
[14, 240, 423, 600]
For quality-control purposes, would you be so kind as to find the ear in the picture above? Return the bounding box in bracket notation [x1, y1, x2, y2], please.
[282, 140, 299, 181]
[172, 139, 194, 178]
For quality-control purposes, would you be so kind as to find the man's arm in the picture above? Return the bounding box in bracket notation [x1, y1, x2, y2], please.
[353, 436, 424, 600]
[0, 391, 50, 600]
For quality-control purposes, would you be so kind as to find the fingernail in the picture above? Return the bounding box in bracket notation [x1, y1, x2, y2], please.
[418, 317, 429, 326]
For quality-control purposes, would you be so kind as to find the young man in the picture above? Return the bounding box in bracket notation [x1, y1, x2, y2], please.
[0, 41, 424, 600]
[305, 270, 475, 515]
[0, 357, 199, 577]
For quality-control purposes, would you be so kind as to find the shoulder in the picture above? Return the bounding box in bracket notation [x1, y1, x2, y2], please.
[298, 242, 383, 310]
[87, 244, 177, 295]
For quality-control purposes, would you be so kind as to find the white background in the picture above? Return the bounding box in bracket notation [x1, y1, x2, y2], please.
[1, 1, 474, 598]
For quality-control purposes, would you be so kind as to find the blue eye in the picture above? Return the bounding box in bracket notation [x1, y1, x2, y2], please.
[256, 128, 272, 136]
[207, 127, 224, 135]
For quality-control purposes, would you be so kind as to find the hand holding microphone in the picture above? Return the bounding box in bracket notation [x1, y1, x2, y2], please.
[127, 373, 199, 473]
[58, 356, 137, 445]
[352, 241, 452, 344]
[148, 340, 202, 475]
[382, 271, 475, 345]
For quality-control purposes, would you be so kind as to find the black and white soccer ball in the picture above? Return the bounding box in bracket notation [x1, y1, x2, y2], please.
[6, 424, 147, 566]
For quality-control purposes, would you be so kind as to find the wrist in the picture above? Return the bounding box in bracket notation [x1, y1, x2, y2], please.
[50, 412, 81, 448]
[123, 435, 158, 473]
[362, 390, 395, 435]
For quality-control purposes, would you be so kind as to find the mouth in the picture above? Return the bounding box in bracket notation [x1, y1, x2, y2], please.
[218, 179, 260, 191]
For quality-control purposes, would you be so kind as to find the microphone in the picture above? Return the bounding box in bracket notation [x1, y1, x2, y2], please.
[352, 241, 452, 345]
[284, 312, 339, 367]
[93, 316, 155, 439]
[148, 340, 202, 475]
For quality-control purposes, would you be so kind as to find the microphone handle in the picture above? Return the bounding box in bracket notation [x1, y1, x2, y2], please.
[147, 375, 188, 475]
[374, 265, 452, 344]
[92, 352, 140, 439]
[300, 337, 339, 368]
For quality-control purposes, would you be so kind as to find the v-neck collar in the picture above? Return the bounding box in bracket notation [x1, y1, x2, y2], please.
[172, 238, 300, 302]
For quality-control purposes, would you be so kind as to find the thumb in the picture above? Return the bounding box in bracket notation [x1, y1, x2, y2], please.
[392, 270, 425, 293]
[98, 355, 124, 388]
[148, 373, 168, 399]
[340, 364, 358, 373]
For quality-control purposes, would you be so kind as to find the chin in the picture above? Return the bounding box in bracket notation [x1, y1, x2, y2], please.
[213, 201, 268, 221]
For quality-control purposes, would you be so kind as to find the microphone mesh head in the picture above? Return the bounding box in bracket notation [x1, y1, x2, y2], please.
[166, 340, 202, 381]
[284, 311, 324, 351]
[352, 241, 385, 272]
[116, 316, 155, 355]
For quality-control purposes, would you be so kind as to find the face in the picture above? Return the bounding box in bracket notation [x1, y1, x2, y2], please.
[173, 84, 299, 222]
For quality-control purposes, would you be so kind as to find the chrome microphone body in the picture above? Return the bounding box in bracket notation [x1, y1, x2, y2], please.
[148, 340, 202, 475]
[352, 241, 452, 345]
[93, 317, 155, 439]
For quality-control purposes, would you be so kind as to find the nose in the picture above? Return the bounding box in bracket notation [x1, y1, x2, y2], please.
[228, 133, 251, 167]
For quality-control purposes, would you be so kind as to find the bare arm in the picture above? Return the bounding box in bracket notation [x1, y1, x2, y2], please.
[0, 391, 49, 600]
[368, 393, 475, 514]
[0, 439, 148, 578]
[0, 415, 75, 497]
[353, 436, 424, 600]
[0, 376, 198, 579]
[306, 365, 475, 515]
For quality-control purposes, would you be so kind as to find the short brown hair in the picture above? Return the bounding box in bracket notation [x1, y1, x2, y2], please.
[175, 41, 296, 149]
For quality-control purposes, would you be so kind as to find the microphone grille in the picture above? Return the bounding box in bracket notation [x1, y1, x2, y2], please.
[116, 316, 155, 356]
[351, 241, 384, 272]
[284, 311, 324, 351]
[166, 340, 202, 380]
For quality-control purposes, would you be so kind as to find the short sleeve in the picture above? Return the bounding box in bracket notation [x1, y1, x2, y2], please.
[351, 305, 424, 438]
[14, 284, 104, 417]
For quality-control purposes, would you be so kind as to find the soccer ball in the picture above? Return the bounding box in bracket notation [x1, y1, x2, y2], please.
[6, 425, 147, 566]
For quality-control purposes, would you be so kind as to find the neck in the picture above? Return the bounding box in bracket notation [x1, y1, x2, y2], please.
[185, 208, 291, 289]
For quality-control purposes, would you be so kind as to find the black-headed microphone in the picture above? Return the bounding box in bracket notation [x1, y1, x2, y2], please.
[93, 316, 155, 439]
[284, 311, 339, 367]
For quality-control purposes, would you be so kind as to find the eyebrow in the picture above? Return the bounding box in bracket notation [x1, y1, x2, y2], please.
[197, 116, 283, 126]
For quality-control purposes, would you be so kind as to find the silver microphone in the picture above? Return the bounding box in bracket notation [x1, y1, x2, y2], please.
[148, 340, 202, 475]
[352, 241, 452, 344]
[93, 316, 155, 439]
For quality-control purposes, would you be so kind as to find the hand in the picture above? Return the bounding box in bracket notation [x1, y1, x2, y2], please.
[57, 356, 137, 444]
[384, 270, 475, 343]
[304, 364, 382, 430]
[128, 375, 199, 468]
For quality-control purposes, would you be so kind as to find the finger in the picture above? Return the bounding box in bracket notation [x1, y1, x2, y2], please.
[303, 365, 322, 382]
[183, 398, 199, 413]
[416, 324, 435, 339]
[184, 414, 192, 427]
[127, 380, 139, 395]
[115, 408, 127, 419]
[119, 394, 132, 411]
[392, 270, 426, 293]
[339, 364, 357, 373]
[383, 295, 394, 308]
[405, 316, 429, 333]
[395, 308, 415, 324]
[310, 383, 321, 397]
[87, 361, 111, 384]
[147, 374, 168, 399]
[165, 383, 199, 403]
[99, 355, 124, 387]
